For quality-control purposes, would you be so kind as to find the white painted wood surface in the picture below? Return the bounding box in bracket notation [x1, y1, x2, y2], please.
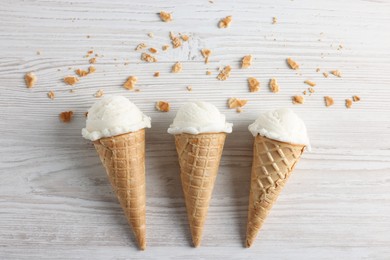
[1, 0, 390, 259]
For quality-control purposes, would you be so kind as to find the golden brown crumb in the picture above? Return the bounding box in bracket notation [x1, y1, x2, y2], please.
[159, 11, 172, 22]
[303, 90, 307, 95]
[219, 16, 232, 28]
[206, 71, 212, 75]
[217, 65, 231, 81]
[236, 107, 243, 113]
[162, 45, 170, 51]
[154, 71, 160, 77]
[88, 66, 96, 74]
[94, 89, 104, 98]
[324, 96, 334, 107]
[201, 49, 211, 63]
[59, 111, 73, 123]
[292, 95, 304, 104]
[47, 91, 55, 100]
[89, 57, 97, 64]
[287, 57, 300, 70]
[323, 72, 329, 78]
[135, 43, 147, 51]
[241, 55, 252, 69]
[352, 95, 360, 102]
[147, 32, 154, 38]
[316, 68, 320, 72]
[156, 101, 170, 112]
[308, 87, 315, 93]
[75, 68, 89, 77]
[123, 76, 137, 90]
[149, 47, 158, 54]
[25, 72, 37, 88]
[171, 37, 182, 49]
[63, 76, 79, 86]
[346, 99, 352, 108]
[331, 70, 342, 77]
[87, 50, 94, 55]
[272, 17, 277, 24]
[248, 77, 260, 92]
[228, 98, 248, 108]
[169, 31, 175, 40]
[304, 80, 316, 87]
[171, 62, 182, 73]
[186, 86, 192, 91]
[269, 78, 280, 93]
[141, 53, 157, 62]
[181, 34, 189, 41]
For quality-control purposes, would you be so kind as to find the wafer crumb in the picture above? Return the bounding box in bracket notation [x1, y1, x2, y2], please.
[25, 72, 37, 88]
[206, 71, 212, 75]
[324, 96, 334, 107]
[154, 71, 160, 77]
[87, 50, 94, 55]
[201, 49, 211, 64]
[141, 53, 157, 62]
[89, 57, 97, 64]
[219, 16, 232, 28]
[303, 90, 307, 95]
[272, 17, 277, 24]
[147, 32, 154, 38]
[123, 76, 137, 90]
[47, 91, 55, 100]
[228, 98, 247, 108]
[269, 78, 280, 93]
[88, 66, 96, 74]
[345, 99, 352, 108]
[287, 58, 300, 70]
[352, 95, 360, 102]
[135, 43, 147, 51]
[63, 76, 79, 86]
[241, 55, 252, 69]
[236, 107, 243, 113]
[304, 80, 316, 87]
[159, 11, 172, 22]
[171, 37, 182, 48]
[181, 34, 189, 41]
[292, 95, 304, 104]
[59, 111, 73, 123]
[75, 68, 89, 77]
[217, 65, 231, 81]
[308, 87, 315, 93]
[186, 86, 192, 91]
[316, 68, 320, 72]
[171, 62, 182, 73]
[331, 70, 341, 77]
[156, 101, 170, 112]
[162, 45, 170, 51]
[94, 89, 104, 98]
[149, 47, 158, 54]
[323, 72, 329, 78]
[248, 77, 260, 92]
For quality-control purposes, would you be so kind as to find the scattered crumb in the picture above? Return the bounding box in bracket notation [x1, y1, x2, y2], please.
[88, 66, 96, 74]
[154, 71, 160, 77]
[171, 37, 182, 48]
[331, 70, 342, 77]
[346, 99, 352, 108]
[292, 95, 304, 104]
[156, 101, 170, 112]
[201, 49, 211, 64]
[352, 95, 361, 102]
[181, 34, 189, 41]
[248, 77, 260, 92]
[169, 31, 175, 40]
[316, 68, 320, 72]
[69, 89, 75, 93]
[149, 47, 158, 54]
[87, 50, 94, 55]
[94, 89, 104, 98]
[236, 107, 243, 113]
[89, 57, 97, 64]
[59, 111, 73, 123]
[25, 72, 37, 88]
[324, 96, 334, 107]
[269, 78, 280, 93]
[141, 53, 157, 62]
[303, 90, 307, 95]
[304, 80, 316, 87]
[186, 86, 192, 91]
[47, 91, 55, 100]
[123, 76, 137, 90]
[217, 65, 231, 81]
[75, 68, 89, 77]
[241, 55, 252, 69]
[287, 57, 300, 70]
[162, 45, 170, 51]
[272, 17, 277, 24]
[134, 89, 140, 92]
[219, 16, 232, 28]
[135, 43, 147, 51]
[206, 70, 212, 75]
[63, 76, 79, 86]
[171, 62, 182, 73]
[147, 32, 154, 38]
[228, 98, 247, 108]
[308, 87, 315, 93]
[159, 11, 172, 22]
[84, 112, 88, 117]
[323, 72, 329, 78]
[36, 51, 41, 55]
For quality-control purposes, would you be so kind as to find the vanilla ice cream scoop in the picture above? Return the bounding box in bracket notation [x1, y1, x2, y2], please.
[167, 101, 232, 135]
[248, 108, 310, 149]
[82, 95, 151, 141]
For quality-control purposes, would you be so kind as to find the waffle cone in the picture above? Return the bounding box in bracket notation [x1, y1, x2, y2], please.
[174, 132, 226, 247]
[246, 135, 305, 248]
[93, 129, 146, 250]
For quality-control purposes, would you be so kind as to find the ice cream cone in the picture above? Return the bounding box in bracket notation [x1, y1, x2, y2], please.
[93, 129, 146, 250]
[246, 135, 305, 248]
[174, 132, 226, 247]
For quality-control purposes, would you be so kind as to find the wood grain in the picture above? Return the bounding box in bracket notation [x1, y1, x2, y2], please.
[1, 0, 390, 259]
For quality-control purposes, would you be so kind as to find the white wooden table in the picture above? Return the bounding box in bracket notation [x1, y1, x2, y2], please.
[1, 0, 390, 259]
